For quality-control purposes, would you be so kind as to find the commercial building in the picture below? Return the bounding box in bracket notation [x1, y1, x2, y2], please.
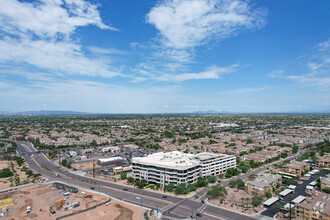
[132, 151, 236, 186]
[98, 157, 124, 166]
[295, 192, 330, 220]
[283, 161, 310, 178]
[245, 172, 281, 195]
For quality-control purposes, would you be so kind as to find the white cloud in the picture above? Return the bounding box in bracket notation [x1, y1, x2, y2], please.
[87, 46, 127, 55]
[0, 0, 115, 39]
[268, 38, 330, 90]
[153, 64, 238, 81]
[0, 78, 186, 113]
[0, 38, 121, 78]
[0, 0, 120, 78]
[219, 86, 273, 95]
[268, 70, 284, 79]
[147, 0, 267, 49]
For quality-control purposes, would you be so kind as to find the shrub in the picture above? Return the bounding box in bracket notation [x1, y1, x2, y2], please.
[0, 168, 13, 178]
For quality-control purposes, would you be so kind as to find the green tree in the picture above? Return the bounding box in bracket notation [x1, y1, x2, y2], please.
[187, 183, 197, 192]
[175, 183, 187, 195]
[195, 177, 208, 187]
[252, 195, 263, 207]
[120, 173, 127, 180]
[236, 179, 245, 189]
[166, 183, 175, 192]
[207, 176, 217, 183]
[229, 180, 237, 188]
[61, 159, 67, 166]
[127, 177, 135, 184]
[0, 168, 13, 178]
[265, 191, 272, 198]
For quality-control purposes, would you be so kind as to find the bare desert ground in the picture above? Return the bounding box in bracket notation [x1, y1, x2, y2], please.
[0, 183, 144, 220]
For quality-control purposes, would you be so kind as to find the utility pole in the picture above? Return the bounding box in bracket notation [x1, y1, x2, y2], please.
[93, 160, 95, 178]
[289, 193, 292, 220]
[58, 150, 60, 167]
[163, 167, 166, 193]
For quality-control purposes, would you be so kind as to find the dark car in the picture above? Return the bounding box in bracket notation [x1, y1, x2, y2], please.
[201, 200, 205, 204]
[91, 187, 95, 190]
[123, 188, 128, 191]
[162, 195, 167, 198]
[196, 213, 202, 217]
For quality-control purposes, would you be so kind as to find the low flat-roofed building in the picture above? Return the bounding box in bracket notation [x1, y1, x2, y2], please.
[132, 151, 236, 186]
[98, 156, 124, 166]
[283, 161, 310, 178]
[295, 192, 330, 220]
[263, 197, 279, 207]
[279, 189, 294, 198]
[101, 146, 120, 153]
[245, 172, 282, 195]
[292, 195, 306, 204]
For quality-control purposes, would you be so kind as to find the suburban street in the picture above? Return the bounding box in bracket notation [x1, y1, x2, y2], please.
[16, 141, 261, 220]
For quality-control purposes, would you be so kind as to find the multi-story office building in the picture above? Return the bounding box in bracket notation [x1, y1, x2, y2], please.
[132, 151, 236, 186]
[195, 152, 236, 177]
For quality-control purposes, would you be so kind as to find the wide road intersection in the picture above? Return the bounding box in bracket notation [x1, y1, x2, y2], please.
[16, 141, 259, 220]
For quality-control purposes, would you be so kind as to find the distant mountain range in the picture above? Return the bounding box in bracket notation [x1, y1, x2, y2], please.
[191, 110, 231, 114]
[1, 110, 89, 115]
[0, 109, 329, 115]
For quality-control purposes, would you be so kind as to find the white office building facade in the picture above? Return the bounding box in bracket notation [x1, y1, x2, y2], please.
[132, 151, 236, 186]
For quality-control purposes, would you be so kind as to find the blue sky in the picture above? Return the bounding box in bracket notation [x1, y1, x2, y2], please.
[0, 0, 329, 113]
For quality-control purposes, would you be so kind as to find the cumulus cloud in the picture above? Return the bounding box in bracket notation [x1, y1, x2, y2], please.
[219, 86, 273, 95]
[0, 0, 119, 78]
[268, 38, 330, 90]
[147, 0, 267, 49]
[0, 0, 115, 39]
[153, 63, 239, 82]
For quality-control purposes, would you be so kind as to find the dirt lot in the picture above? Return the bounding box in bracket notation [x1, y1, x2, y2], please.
[0, 183, 144, 220]
[209, 187, 264, 214]
[72, 161, 101, 171]
[0, 161, 11, 190]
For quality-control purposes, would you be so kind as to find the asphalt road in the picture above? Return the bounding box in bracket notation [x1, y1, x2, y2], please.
[16, 141, 259, 220]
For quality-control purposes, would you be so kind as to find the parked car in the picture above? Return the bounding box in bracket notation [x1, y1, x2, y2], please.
[91, 187, 95, 190]
[196, 213, 202, 217]
[162, 195, 167, 198]
[123, 188, 128, 191]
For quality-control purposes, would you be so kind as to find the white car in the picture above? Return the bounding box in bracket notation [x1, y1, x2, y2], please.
[136, 197, 141, 200]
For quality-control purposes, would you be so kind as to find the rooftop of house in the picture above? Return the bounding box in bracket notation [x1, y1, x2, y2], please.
[246, 172, 281, 189]
[296, 192, 330, 216]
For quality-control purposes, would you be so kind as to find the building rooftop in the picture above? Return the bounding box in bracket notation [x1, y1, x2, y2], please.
[98, 156, 123, 163]
[296, 192, 330, 216]
[195, 152, 233, 161]
[246, 172, 281, 189]
[132, 151, 201, 170]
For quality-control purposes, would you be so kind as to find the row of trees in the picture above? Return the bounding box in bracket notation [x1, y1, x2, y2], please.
[126, 176, 216, 195]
